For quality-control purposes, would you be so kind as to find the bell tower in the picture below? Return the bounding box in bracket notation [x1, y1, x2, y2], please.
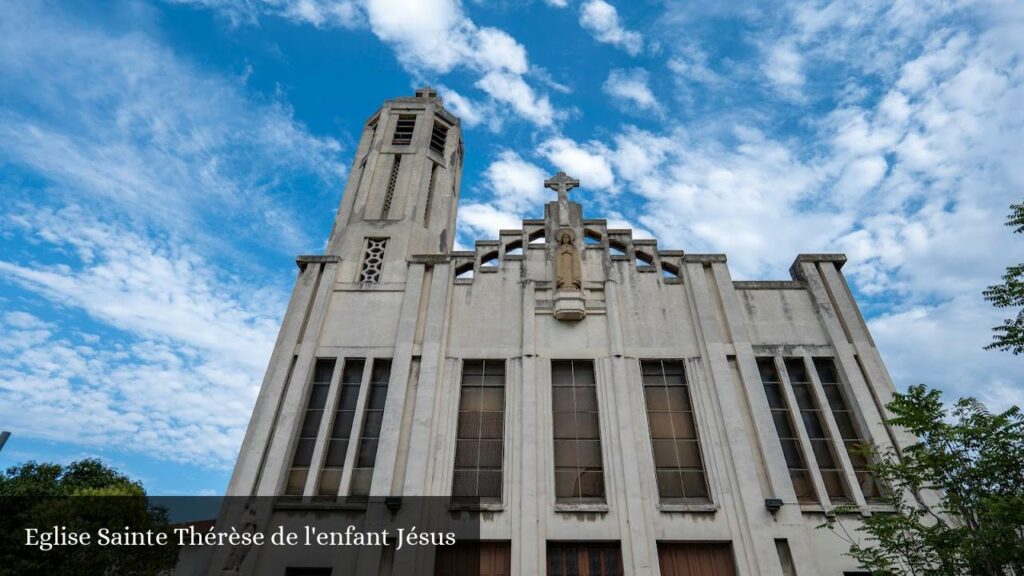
[326, 87, 463, 284]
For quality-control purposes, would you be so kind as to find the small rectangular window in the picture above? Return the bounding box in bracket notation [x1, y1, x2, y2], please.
[430, 121, 448, 155]
[814, 357, 883, 501]
[316, 358, 365, 496]
[551, 360, 604, 503]
[757, 357, 816, 502]
[285, 359, 335, 496]
[452, 360, 506, 503]
[349, 358, 391, 498]
[641, 360, 710, 503]
[392, 114, 416, 145]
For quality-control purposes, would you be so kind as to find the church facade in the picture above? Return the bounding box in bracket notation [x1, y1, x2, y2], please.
[221, 89, 907, 575]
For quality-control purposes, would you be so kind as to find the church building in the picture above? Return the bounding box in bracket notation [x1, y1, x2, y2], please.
[219, 88, 906, 575]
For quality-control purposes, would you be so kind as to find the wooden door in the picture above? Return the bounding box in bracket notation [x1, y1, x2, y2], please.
[434, 541, 511, 576]
[657, 543, 736, 576]
[547, 543, 623, 576]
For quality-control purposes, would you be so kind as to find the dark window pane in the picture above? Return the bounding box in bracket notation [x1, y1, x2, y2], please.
[784, 358, 808, 383]
[802, 411, 825, 438]
[553, 389, 574, 411]
[821, 470, 848, 500]
[300, 410, 323, 438]
[648, 412, 674, 438]
[554, 439, 578, 468]
[554, 470, 580, 499]
[339, 387, 361, 409]
[458, 412, 481, 438]
[309, 384, 330, 409]
[757, 358, 780, 382]
[451, 470, 476, 497]
[480, 387, 504, 411]
[477, 470, 502, 498]
[652, 439, 679, 467]
[317, 469, 341, 496]
[764, 383, 786, 409]
[576, 413, 600, 438]
[357, 439, 378, 467]
[479, 412, 504, 439]
[362, 411, 384, 437]
[368, 386, 388, 409]
[349, 469, 372, 497]
[577, 440, 603, 467]
[780, 439, 805, 468]
[791, 470, 815, 502]
[285, 469, 308, 496]
[772, 411, 795, 438]
[574, 387, 599, 411]
[459, 387, 482, 411]
[666, 387, 692, 411]
[791, 384, 815, 410]
[341, 358, 365, 384]
[823, 384, 846, 410]
[656, 469, 683, 498]
[676, 440, 702, 469]
[293, 438, 316, 466]
[813, 357, 839, 383]
[579, 471, 604, 498]
[811, 439, 837, 467]
[681, 470, 709, 499]
[645, 387, 669, 411]
[313, 359, 336, 383]
[833, 411, 858, 439]
[454, 440, 479, 467]
[478, 440, 503, 468]
[324, 439, 348, 466]
[331, 411, 356, 438]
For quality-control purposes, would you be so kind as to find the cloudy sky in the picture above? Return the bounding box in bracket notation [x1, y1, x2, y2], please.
[0, 0, 1021, 494]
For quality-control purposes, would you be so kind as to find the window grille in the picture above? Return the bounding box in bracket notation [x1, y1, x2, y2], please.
[552, 360, 605, 503]
[641, 360, 709, 502]
[429, 121, 448, 155]
[392, 115, 415, 145]
[349, 359, 391, 498]
[359, 238, 387, 284]
[382, 155, 401, 218]
[757, 358, 816, 502]
[285, 358, 335, 496]
[317, 358, 365, 496]
[548, 543, 622, 576]
[452, 360, 505, 502]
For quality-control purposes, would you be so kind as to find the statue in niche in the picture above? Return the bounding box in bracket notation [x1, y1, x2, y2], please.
[555, 228, 582, 291]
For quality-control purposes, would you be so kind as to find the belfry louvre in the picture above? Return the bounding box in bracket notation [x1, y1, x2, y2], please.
[216, 89, 907, 575]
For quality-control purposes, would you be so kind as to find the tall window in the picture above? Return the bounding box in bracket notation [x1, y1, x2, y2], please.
[758, 358, 816, 502]
[814, 357, 882, 501]
[317, 358, 365, 496]
[349, 359, 391, 498]
[392, 114, 415, 145]
[429, 121, 449, 155]
[641, 360, 709, 503]
[548, 543, 622, 576]
[452, 360, 505, 503]
[551, 360, 604, 503]
[784, 358, 850, 502]
[285, 359, 335, 496]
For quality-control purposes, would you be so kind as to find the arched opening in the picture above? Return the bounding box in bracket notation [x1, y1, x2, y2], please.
[608, 239, 628, 257]
[454, 262, 474, 279]
[480, 250, 499, 269]
[528, 229, 546, 245]
[635, 251, 655, 269]
[662, 261, 681, 280]
[504, 239, 523, 256]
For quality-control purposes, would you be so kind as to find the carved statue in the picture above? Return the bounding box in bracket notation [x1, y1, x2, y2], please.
[555, 228, 582, 291]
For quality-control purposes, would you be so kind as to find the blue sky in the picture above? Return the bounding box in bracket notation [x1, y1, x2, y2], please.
[1, 0, 1021, 495]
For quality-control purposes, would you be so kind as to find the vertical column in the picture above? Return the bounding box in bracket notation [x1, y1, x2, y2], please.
[226, 256, 331, 495]
[684, 259, 782, 576]
[255, 259, 340, 496]
[517, 281, 543, 575]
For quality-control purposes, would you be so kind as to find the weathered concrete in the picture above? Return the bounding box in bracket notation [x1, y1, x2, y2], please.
[217, 90, 906, 576]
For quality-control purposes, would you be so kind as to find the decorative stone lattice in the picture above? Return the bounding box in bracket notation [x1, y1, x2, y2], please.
[382, 155, 401, 218]
[359, 238, 387, 283]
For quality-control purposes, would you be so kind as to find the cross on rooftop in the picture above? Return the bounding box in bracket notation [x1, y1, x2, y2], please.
[544, 171, 580, 204]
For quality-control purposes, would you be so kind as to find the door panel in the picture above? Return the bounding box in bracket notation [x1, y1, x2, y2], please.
[657, 543, 736, 576]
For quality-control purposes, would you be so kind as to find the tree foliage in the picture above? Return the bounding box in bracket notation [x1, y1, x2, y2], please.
[984, 200, 1024, 355]
[0, 458, 178, 575]
[822, 385, 1024, 575]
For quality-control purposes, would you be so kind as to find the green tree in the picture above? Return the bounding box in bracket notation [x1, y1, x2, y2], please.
[822, 385, 1024, 575]
[984, 200, 1024, 355]
[0, 458, 178, 576]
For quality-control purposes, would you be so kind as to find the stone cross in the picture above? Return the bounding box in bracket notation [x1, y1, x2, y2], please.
[544, 171, 579, 204]
[545, 171, 579, 226]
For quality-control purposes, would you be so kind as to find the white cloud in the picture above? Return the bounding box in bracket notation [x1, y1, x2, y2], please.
[171, 0, 362, 28]
[544, 0, 568, 7]
[458, 203, 523, 239]
[538, 137, 616, 191]
[579, 0, 643, 56]
[484, 150, 550, 213]
[0, 210, 281, 467]
[763, 42, 804, 98]
[603, 68, 660, 112]
[476, 72, 558, 127]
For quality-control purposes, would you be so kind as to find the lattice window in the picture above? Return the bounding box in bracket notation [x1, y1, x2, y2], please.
[430, 121, 448, 155]
[359, 238, 387, 284]
[452, 360, 505, 503]
[392, 114, 415, 145]
[382, 155, 401, 218]
[548, 543, 622, 576]
[552, 360, 605, 503]
[642, 360, 710, 502]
